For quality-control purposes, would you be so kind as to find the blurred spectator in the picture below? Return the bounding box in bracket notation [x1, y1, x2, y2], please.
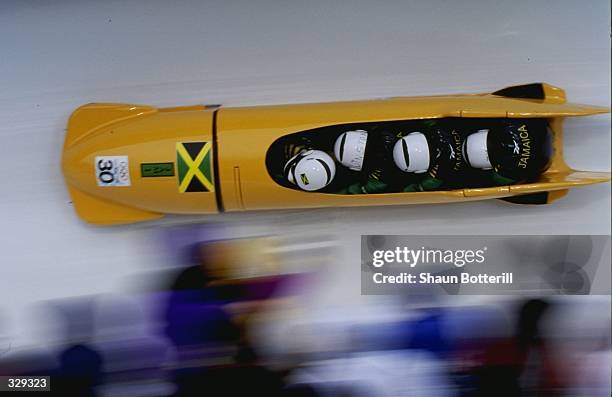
[49, 299, 104, 397]
[468, 298, 561, 397]
[162, 240, 284, 396]
[54, 344, 103, 397]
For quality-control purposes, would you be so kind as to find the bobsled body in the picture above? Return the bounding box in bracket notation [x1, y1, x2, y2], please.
[62, 83, 611, 225]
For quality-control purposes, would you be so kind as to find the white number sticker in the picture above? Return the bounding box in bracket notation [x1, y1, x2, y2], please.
[95, 156, 131, 186]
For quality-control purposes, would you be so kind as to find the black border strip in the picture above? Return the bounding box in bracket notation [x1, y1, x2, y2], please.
[211, 109, 224, 212]
[463, 139, 472, 167]
[339, 132, 346, 161]
[316, 158, 332, 185]
[401, 138, 410, 169]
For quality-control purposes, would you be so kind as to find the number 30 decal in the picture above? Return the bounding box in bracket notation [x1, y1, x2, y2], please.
[95, 156, 131, 187]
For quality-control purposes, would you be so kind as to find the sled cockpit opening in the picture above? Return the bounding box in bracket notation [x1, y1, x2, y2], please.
[265, 117, 554, 196]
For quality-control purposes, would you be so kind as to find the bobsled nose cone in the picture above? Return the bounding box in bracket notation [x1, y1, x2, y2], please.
[62, 103, 157, 183]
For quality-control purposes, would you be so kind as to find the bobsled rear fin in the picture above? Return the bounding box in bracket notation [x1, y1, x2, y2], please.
[64, 103, 157, 149]
[492, 83, 566, 103]
[67, 186, 163, 225]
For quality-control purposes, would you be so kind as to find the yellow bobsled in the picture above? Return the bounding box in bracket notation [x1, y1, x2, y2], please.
[62, 83, 610, 225]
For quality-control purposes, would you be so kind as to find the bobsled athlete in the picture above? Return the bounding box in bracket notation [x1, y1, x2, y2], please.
[462, 119, 553, 186]
[284, 149, 336, 191]
[278, 134, 337, 192]
[333, 128, 407, 194]
[393, 120, 471, 192]
[281, 118, 551, 193]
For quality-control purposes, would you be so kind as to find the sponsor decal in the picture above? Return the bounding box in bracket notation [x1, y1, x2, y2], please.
[141, 162, 175, 178]
[517, 124, 531, 169]
[176, 142, 214, 193]
[95, 156, 130, 186]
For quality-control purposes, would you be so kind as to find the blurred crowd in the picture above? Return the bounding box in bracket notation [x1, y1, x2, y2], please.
[0, 234, 610, 397]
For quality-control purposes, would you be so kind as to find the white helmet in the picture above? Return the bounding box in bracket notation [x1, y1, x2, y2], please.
[392, 132, 430, 173]
[284, 150, 336, 191]
[463, 129, 492, 170]
[334, 130, 368, 171]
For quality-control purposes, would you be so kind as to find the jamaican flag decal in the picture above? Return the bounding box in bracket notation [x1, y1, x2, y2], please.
[176, 141, 214, 193]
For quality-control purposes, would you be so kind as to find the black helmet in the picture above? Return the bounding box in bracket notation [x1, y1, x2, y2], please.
[464, 119, 553, 183]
